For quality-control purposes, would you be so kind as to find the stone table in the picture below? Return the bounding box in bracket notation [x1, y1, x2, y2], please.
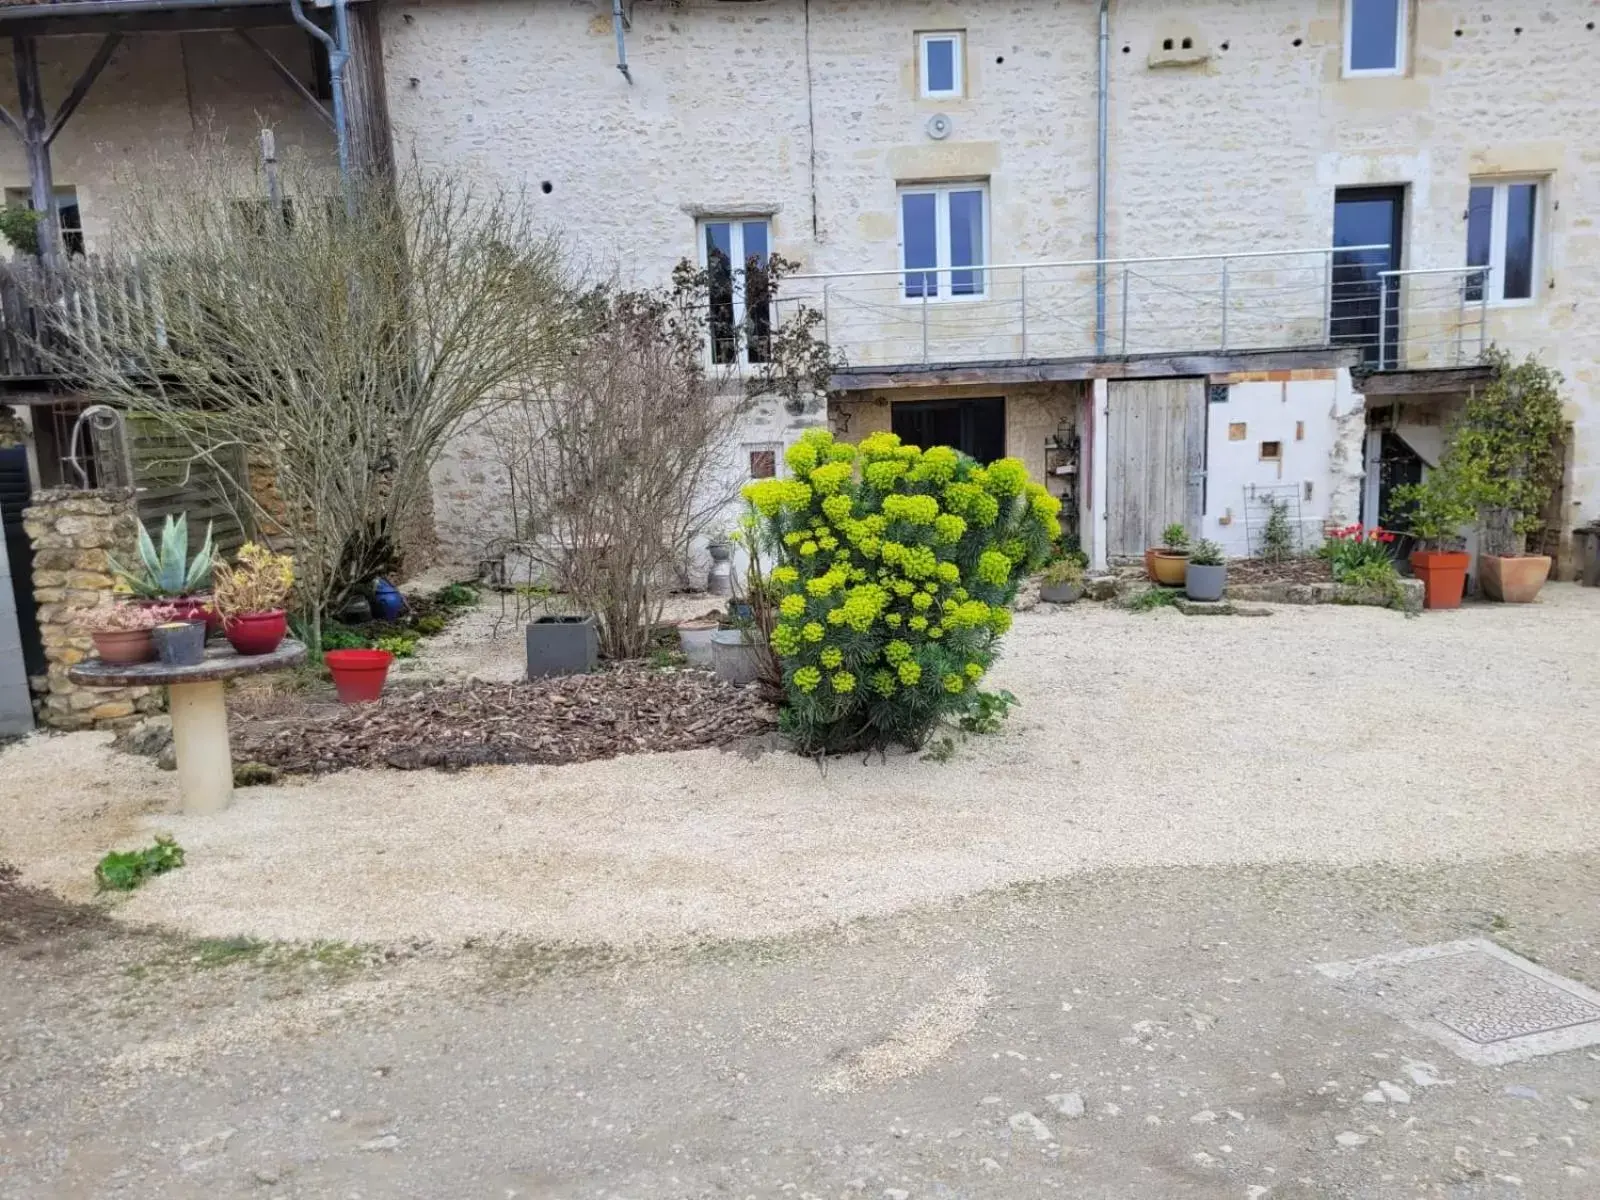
[69, 640, 306, 815]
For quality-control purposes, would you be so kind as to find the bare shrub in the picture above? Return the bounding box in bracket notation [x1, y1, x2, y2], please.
[491, 276, 745, 660]
[33, 144, 574, 648]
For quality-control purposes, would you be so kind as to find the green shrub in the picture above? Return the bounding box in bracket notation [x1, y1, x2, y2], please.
[433, 582, 479, 608]
[320, 624, 368, 652]
[96, 836, 184, 892]
[1160, 522, 1189, 552]
[1189, 538, 1224, 567]
[1261, 501, 1296, 561]
[374, 633, 418, 658]
[413, 613, 448, 636]
[1340, 559, 1403, 599]
[959, 688, 1018, 735]
[742, 429, 1057, 754]
[1318, 525, 1397, 579]
[1126, 585, 1180, 612]
[1040, 558, 1084, 586]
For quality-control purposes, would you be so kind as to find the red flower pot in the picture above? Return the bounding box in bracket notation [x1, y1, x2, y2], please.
[1409, 550, 1470, 610]
[324, 649, 394, 704]
[91, 628, 156, 664]
[138, 596, 220, 637]
[225, 609, 288, 656]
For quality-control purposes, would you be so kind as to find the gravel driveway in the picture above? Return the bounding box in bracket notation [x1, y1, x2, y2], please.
[3, 585, 1598, 947]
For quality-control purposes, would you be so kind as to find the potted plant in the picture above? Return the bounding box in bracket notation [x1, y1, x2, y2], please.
[1394, 472, 1475, 611]
[151, 619, 207, 667]
[79, 602, 178, 665]
[1039, 557, 1086, 604]
[1453, 350, 1566, 603]
[212, 542, 295, 655]
[110, 513, 218, 632]
[677, 617, 719, 668]
[1150, 522, 1190, 587]
[1185, 539, 1227, 601]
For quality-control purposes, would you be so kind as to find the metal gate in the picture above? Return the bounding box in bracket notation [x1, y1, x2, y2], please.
[1105, 378, 1206, 558]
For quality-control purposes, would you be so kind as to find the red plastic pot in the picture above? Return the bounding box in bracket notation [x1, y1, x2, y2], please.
[225, 609, 288, 656]
[139, 595, 220, 637]
[1410, 550, 1470, 611]
[324, 649, 394, 704]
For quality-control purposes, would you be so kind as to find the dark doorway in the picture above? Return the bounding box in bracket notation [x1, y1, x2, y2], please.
[1331, 187, 1404, 368]
[1, 445, 45, 679]
[891, 397, 1005, 463]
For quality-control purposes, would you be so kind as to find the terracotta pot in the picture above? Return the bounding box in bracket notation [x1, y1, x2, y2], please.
[1478, 554, 1551, 604]
[1151, 551, 1189, 587]
[1410, 550, 1470, 610]
[91, 628, 156, 664]
[225, 609, 288, 656]
[1144, 548, 1157, 581]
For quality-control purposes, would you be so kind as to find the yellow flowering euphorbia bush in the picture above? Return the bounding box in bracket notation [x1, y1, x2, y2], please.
[742, 428, 1059, 753]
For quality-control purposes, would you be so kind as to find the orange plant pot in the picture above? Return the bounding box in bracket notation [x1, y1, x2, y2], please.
[1477, 554, 1551, 603]
[1151, 552, 1189, 587]
[1144, 548, 1157, 581]
[1410, 550, 1470, 610]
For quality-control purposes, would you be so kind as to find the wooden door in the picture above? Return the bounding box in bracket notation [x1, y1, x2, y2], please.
[1105, 378, 1206, 558]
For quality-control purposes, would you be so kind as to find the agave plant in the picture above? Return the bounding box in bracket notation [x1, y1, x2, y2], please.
[110, 513, 216, 598]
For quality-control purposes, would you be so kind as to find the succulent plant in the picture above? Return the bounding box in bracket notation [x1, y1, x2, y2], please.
[1188, 538, 1224, 567]
[110, 513, 215, 599]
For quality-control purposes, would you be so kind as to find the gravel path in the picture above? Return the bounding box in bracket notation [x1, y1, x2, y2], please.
[4, 585, 1598, 947]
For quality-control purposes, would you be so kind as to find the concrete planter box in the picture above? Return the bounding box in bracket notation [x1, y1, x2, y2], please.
[1184, 564, 1227, 602]
[711, 628, 765, 685]
[1228, 579, 1423, 614]
[526, 615, 598, 678]
[678, 620, 718, 669]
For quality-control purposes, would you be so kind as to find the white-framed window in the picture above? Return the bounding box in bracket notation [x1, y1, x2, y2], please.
[743, 441, 782, 480]
[899, 183, 987, 300]
[699, 217, 772, 366]
[1342, 0, 1407, 77]
[4, 185, 84, 255]
[917, 31, 964, 99]
[1465, 179, 1542, 305]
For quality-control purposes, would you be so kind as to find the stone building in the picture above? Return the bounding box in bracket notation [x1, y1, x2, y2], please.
[0, 0, 1593, 602]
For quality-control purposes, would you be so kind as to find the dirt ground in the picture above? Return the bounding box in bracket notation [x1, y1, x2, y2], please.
[2, 585, 1598, 947]
[6, 855, 1600, 1198]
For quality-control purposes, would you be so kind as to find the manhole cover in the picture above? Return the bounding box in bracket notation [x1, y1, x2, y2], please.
[1316, 938, 1600, 1065]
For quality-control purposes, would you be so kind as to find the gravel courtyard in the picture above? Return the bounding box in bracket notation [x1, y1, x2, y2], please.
[4, 585, 1598, 948]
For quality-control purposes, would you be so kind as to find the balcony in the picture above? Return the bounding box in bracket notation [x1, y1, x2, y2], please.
[773, 249, 1490, 381]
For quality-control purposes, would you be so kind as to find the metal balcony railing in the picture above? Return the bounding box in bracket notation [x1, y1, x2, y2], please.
[773, 247, 1491, 374]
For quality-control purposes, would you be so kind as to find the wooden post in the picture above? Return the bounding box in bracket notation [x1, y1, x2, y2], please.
[343, 2, 395, 184]
[12, 37, 60, 272]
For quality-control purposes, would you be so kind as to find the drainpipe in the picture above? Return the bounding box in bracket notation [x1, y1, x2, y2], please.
[1094, 0, 1109, 355]
[289, 0, 353, 213]
[613, 0, 633, 83]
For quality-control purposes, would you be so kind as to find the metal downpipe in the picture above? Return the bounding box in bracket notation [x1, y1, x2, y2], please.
[1095, 0, 1109, 355]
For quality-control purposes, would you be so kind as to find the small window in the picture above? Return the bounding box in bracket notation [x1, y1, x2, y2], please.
[748, 448, 777, 479]
[1343, 0, 1406, 76]
[1465, 179, 1541, 305]
[700, 217, 772, 366]
[4, 185, 84, 255]
[900, 183, 987, 300]
[918, 31, 964, 98]
[1260, 440, 1283, 461]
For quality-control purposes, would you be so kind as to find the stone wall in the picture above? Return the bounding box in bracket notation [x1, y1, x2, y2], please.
[22, 488, 161, 730]
[386, 0, 1600, 555]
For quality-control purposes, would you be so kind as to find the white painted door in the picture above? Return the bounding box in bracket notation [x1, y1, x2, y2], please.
[1105, 378, 1207, 558]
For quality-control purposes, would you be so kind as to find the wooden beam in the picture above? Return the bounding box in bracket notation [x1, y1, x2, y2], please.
[829, 347, 1364, 393]
[342, 0, 394, 182]
[1352, 365, 1493, 397]
[0, 7, 300, 39]
[45, 32, 120, 145]
[233, 28, 331, 126]
[12, 36, 60, 272]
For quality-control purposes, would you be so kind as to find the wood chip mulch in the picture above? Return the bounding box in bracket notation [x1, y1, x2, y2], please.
[232, 665, 777, 776]
[1225, 557, 1334, 585]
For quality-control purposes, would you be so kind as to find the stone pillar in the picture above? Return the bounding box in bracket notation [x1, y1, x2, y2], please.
[21, 487, 161, 729]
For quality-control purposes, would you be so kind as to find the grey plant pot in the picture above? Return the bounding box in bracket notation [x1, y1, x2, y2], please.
[152, 620, 207, 667]
[1039, 580, 1084, 604]
[1185, 563, 1227, 602]
[526, 615, 598, 678]
[711, 628, 765, 686]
